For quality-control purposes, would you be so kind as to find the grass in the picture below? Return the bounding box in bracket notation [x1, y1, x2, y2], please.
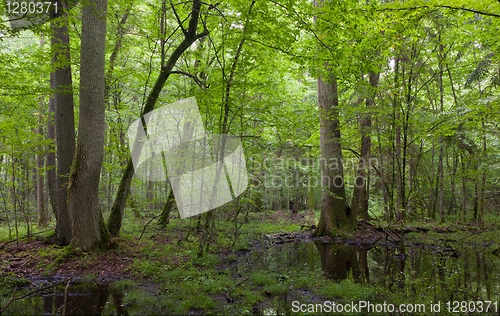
[315, 279, 379, 301]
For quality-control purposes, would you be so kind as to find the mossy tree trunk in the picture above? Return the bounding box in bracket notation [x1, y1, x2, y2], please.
[67, 0, 108, 251]
[50, 3, 76, 245]
[312, 71, 350, 237]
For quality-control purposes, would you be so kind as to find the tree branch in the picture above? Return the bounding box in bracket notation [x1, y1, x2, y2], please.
[107, 0, 208, 237]
[170, 0, 186, 34]
[379, 4, 500, 18]
[1, 278, 72, 313]
[171, 70, 209, 88]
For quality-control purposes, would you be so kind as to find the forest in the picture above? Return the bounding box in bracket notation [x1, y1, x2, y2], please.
[0, 0, 499, 314]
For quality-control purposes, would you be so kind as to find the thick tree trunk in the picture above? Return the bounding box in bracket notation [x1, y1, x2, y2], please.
[68, 0, 108, 251]
[312, 71, 348, 237]
[51, 7, 76, 245]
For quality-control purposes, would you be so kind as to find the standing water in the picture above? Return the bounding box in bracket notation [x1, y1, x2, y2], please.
[2, 240, 500, 315]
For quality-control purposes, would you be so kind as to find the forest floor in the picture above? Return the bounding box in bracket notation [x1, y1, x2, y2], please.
[1, 210, 500, 314]
[2, 213, 492, 282]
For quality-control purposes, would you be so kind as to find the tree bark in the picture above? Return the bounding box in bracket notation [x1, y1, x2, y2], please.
[392, 57, 401, 220]
[37, 96, 48, 227]
[460, 151, 467, 222]
[437, 40, 445, 222]
[50, 4, 76, 245]
[312, 71, 349, 237]
[46, 91, 57, 219]
[352, 72, 379, 222]
[68, 0, 108, 251]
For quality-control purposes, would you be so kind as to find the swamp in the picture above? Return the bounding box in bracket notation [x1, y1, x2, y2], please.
[1, 0, 499, 315]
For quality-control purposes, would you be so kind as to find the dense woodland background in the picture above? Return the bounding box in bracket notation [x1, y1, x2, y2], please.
[0, 0, 499, 250]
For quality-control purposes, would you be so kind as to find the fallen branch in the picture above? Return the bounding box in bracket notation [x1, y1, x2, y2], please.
[225, 278, 248, 303]
[18, 254, 33, 269]
[137, 215, 161, 244]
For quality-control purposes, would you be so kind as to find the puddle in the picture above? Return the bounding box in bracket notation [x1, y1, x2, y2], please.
[0, 280, 155, 316]
[234, 240, 500, 302]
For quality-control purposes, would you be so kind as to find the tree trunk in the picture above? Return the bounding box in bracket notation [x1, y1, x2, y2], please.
[51, 6, 76, 245]
[307, 179, 316, 211]
[392, 57, 401, 220]
[449, 147, 458, 215]
[460, 151, 467, 222]
[107, 160, 134, 236]
[312, 71, 348, 237]
[158, 187, 175, 227]
[68, 0, 108, 251]
[437, 41, 445, 222]
[46, 91, 57, 218]
[477, 120, 487, 225]
[37, 97, 48, 227]
[429, 139, 437, 219]
[352, 72, 379, 221]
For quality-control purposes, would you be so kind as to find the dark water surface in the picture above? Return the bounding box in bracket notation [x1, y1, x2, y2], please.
[242, 240, 500, 301]
[2, 240, 500, 315]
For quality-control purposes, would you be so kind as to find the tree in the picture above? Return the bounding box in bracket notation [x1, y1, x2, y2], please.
[311, 0, 354, 236]
[67, 0, 108, 251]
[107, 0, 208, 237]
[36, 95, 48, 227]
[312, 70, 349, 237]
[352, 72, 379, 222]
[49, 2, 76, 245]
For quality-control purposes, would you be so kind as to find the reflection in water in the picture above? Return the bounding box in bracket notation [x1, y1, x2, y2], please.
[244, 240, 500, 303]
[3, 241, 500, 315]
[3, 282, 130, 316]
[42, 284, 109, 315]
[314, 242, 367, 283]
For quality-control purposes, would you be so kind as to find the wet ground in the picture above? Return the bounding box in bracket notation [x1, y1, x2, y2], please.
[2, 230, 500, 315]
